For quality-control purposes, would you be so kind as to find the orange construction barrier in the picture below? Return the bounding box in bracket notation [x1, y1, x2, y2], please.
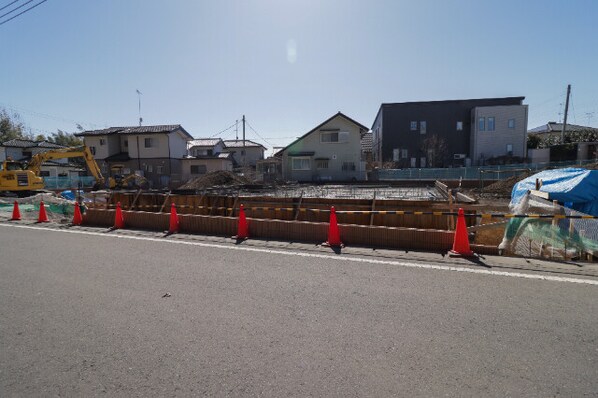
[233, 204, 249, 240]
[114, 202, 125, 229]
[72, 202, 83, 226]
[37, 201, 49, 223]
[323, 206, 343, 247]
[168, 202, 179, 234]
[449, 208, 474, 257]
[11, 201, 21, 221]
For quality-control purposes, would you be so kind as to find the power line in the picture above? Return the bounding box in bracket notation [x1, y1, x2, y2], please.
[0, 0, 48, 26]
[208, 122, 237, 138]
[0, 102, 104, 130]
[0, 0, 34, 19]
[0, 0, 21, 12]
[245, 120, 275, 148]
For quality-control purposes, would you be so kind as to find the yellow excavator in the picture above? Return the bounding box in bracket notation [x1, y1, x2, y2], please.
[0, 145, 147, 195]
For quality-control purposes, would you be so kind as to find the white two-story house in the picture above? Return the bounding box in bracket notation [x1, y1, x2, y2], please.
[275, 112, 369, 182]
[75, 125, 193, 188]
[181, 138, 233, 181]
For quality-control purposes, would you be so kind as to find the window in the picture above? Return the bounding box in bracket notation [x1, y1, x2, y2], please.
[156, 165, 163, 174]
[292, 157, 310, 170]
[144, 138, 153, 148]
[321, 131, 339, 143]
[89, 146, 96, 155]
[124, 139, 128, 148]
[401, 149, 408, 159]
[393, 149, 400, 162]
[508, 119, 515, 129]
[410, 121, 417, 131]
[478, 117, 485, 131]
[99, 138, 106, 146]
[40, 171, 50, 177]
[420, 121, 427, 134]
[506, 144, 513, 156]
[190, 165, 207, 174]
[207, 149, 213, 156]
[456, 121, 463, 131]
[316, 159, 329, 169]
[487, 117, 495, 131]
[342, 162, 356, 171]
[147, 165, 153, 173]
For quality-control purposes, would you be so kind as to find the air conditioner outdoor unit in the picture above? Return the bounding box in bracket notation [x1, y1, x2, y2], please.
[453, 154, 466, 159]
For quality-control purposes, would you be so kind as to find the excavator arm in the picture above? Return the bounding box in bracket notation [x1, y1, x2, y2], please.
[27, 146, 106, 187]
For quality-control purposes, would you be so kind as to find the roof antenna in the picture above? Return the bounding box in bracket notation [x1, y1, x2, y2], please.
[136, 89, 143, 126]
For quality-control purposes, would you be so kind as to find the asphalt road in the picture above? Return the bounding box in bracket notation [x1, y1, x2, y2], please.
[1, 224, 597, 397]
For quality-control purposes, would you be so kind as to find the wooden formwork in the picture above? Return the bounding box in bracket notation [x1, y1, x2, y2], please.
[93, 192, 478, 231]
[83, 208, 497, 254]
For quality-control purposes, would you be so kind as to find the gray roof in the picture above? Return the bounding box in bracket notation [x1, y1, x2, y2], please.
[528, 122, 598, 134]
[361, 132, 373, 152]
[75, 125, 193, 139]
[188, 138, 223, 147]
[1, 139, 65, 149]
[275, 112, 369, 157]
[223, 139, 266, 149]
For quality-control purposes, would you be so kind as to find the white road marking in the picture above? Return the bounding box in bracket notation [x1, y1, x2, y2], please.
[1, 222, 597, 286]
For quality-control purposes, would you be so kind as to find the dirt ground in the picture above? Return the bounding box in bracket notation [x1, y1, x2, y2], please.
[178, 171, 251, 190]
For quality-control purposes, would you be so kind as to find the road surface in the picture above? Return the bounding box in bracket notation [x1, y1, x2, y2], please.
[1, 223, 597, 397]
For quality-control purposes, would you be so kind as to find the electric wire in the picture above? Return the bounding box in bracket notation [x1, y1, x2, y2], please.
[0, 0, 48, 26]
[0, 0, 34, 19]
[0, 0, 20, 12]
[208, 122, 237, 138]
[245, 120, 275, 148]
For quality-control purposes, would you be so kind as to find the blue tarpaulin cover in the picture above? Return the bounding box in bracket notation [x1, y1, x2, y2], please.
[511, 168, 598, 216]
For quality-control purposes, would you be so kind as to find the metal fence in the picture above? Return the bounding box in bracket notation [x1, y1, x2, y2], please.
[376, 159, 596, 181]
[43, 176, 97, 189]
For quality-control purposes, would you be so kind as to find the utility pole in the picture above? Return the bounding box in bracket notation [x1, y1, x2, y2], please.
[235, 119, 239, 140]
[561, 84, 571, 143]
[136, 89, 143, 126]
[242, 115, 246, 167]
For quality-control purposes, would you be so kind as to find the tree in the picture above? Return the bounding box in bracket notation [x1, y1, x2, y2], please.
[0, 108, 26, 143]
[34, 134, 46, 142]
[421, 134, 447, 167]
[47, 129, 83, 147]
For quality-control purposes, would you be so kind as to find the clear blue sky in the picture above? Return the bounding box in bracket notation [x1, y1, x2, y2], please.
[1, 0, 597, 153]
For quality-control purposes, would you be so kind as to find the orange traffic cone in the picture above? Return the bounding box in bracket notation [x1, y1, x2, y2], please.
[37, 201, 49, 223]
[233, 204, 249, 240]
[449, 208, 474, 257]
[168, 202, 179, 234]
[72, 202, 83, 226]
[11, 201, 21, 221]
[114, 202, 125, 229]
[323, 206, 343, 247]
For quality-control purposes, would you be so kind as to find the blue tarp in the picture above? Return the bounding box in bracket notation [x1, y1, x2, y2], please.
[511, 168, 598, 216]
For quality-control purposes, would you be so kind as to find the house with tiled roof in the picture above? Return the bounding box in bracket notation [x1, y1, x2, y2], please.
[75, 125, 193, 188]
[274, 112, 369, 182]
[0, 138, 83, 177]
[222, 139, 266, 167]
[528, 122, 598, 136]
[180, 138, 234, 181]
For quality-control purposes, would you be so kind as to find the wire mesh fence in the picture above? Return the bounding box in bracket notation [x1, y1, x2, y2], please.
[376, 159, 596, 181]
[499, 195, 598, 261]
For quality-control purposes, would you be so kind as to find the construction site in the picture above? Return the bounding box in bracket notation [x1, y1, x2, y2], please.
[3, 167, 597, 263]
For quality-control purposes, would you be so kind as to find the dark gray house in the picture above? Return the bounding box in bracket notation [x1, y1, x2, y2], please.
[371, 97, 528, 167]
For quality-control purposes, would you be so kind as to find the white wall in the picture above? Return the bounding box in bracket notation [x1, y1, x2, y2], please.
[169, 129, 190, 158]
[281, 114, 365, 181]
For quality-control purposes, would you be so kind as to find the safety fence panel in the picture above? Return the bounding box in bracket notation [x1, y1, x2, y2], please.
[376, 159, 596, 181]
[43, 176, 97, 189]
